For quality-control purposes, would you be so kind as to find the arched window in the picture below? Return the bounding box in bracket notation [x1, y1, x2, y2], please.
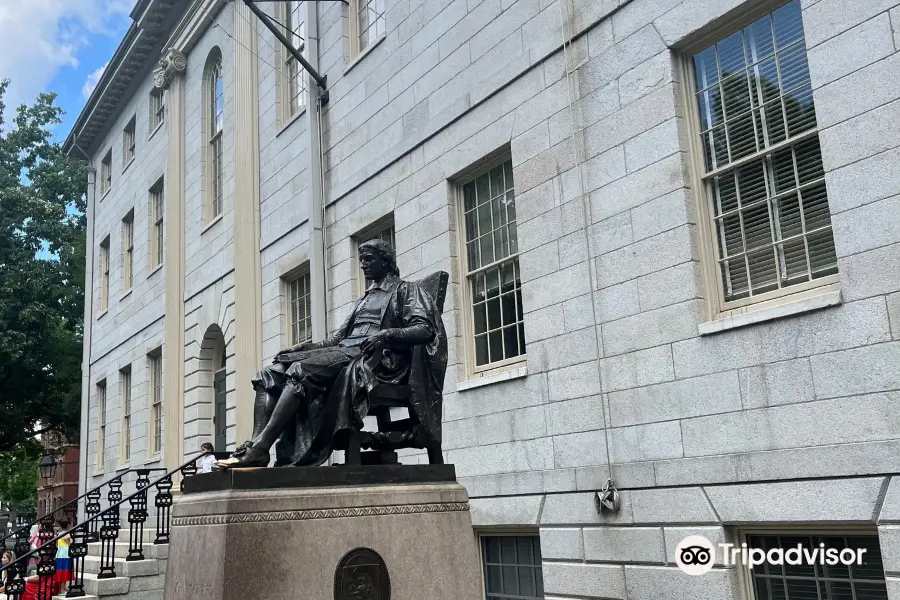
[205, 49, 224, 222]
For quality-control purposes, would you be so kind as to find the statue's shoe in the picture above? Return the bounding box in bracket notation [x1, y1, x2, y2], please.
[214, 446, 270, 469]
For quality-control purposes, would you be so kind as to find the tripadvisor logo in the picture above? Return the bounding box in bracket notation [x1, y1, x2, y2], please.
[675, 535, 869, 576]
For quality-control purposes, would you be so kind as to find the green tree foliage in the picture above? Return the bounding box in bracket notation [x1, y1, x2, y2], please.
[0, 79, 87, 454]
[0, 448, 38, 511]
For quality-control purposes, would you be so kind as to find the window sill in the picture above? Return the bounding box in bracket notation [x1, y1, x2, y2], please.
[117, 463, 130, 472]
[97, 309, 108, 321]
[148, 263, 164, 278]
[276, 108, 306, 137]
[698, 287, 843, 336]
[120, 288, 133, 301]
[122, 158, 135, 174]
[344, 35, 386, 75]
[457, 365, 528, 392]
[201, 215, 223, 235]
[149, 121, 164, 141]
[100, 189, 111, 201]
[144, 455, 162, 465]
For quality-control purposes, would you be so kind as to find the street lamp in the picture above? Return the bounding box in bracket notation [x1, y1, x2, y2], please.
[39, 454, 57, 481]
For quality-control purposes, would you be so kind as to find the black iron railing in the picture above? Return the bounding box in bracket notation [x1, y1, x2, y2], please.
[0, 454, 204, 600]
[0, 469, 138, 551]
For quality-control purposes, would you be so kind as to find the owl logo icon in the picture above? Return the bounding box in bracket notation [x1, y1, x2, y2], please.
[675, 536, 716, 576]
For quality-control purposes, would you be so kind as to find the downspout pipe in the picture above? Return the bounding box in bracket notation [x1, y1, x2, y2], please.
[69, 140, 94, 524]
[306, 0, 328, 342]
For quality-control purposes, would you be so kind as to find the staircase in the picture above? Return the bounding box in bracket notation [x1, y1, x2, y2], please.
[1, 456, 205, 600]
[53, 530, 168, 600]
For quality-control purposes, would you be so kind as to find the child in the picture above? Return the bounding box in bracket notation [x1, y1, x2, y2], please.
[54, 519, 72, 593]
[199, 443, 217, 473]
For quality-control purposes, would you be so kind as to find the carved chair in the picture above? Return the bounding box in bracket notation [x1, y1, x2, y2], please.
[343, 271, 449, 466]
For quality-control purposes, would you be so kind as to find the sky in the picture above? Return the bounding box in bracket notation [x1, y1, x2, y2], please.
[0, 0, 134, 142]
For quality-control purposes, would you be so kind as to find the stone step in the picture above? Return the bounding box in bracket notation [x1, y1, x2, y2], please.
[86, 541, 168, 560]
[54, 591, 163, 600]
[80, 527, 161, 545]
[83, 573, 130, 596]
[83, 556, 159, 577]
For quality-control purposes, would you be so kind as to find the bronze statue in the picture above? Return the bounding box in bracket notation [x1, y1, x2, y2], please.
[216, 239, 447, 469]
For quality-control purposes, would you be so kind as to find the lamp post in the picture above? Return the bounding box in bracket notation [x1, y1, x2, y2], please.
[39, 453, 57, 482]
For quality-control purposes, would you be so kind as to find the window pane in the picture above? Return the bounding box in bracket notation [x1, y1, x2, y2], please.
[481, 537, 543, 600]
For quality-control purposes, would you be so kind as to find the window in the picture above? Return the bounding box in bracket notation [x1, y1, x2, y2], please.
[119, 366, 132, 462]
[148, 350, 163, 456]
[214, 344, 227, 451]
[150, 88, 165, 131]
[288, 271, 312, 345]
[459, 158, 525, 372]
[350, 0, 385, 57]
[123, 116, 136, 165]
[99, 236, 110, 312]
[149, 178, 164, 270]
[100, 150, 112, 196]
[354, 220, 394, 295]
[480, 536, 544, 600]
[688, 0, 837, 312]
[96, 381, 107, 471]
[744, 533, 886, 600]
[206, 50, 225, 221]
[122, 211, 134, 291]
[282, 1, 306, 120]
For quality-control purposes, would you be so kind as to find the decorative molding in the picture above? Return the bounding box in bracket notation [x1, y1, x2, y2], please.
[171, 502, 470, 526]
[153, 48, 187, 90]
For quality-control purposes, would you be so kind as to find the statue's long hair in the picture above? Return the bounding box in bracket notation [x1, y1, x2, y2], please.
[358, 239, 400, 276]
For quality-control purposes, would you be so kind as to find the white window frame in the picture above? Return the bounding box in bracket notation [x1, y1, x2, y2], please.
[99, 236, 110, 313]
[149, 88, 165, 134]
[149, 178, 164, 271]
[351, 218, 395, 297]
[348, 0, 386, 59]
[476, 532, 544, 600]
[122, 210, 134, 292]
[280, 1, 307, 124]
[205, 50, 225, 223]
[148, 350, 163, 457]
[285, 267, 313, 347]
[100, 150, 112, 197]
[119, 366, 132, 463]
[680, 0, 840, 324]
[455, 154, 526, 378]
[96, 381, 107, 471]
[734, 526, 886, 600]
[123, 115, 136, 167]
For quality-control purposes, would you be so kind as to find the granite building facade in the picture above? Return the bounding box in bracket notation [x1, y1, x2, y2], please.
[65, 0, 900, 597]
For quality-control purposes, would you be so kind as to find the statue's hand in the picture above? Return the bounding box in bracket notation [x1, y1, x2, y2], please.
[277, 342, 310, 357]
[361, 330, 392, 354]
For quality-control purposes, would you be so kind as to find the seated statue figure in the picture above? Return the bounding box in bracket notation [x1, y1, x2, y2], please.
[216, 239, 446, 469]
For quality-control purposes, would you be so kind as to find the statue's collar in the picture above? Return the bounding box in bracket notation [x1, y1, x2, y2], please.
[366, 274, 400, 293]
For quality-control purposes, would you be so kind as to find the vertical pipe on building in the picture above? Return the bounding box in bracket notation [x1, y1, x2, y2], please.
[232, 2, 263, 444]
[76, 164, 96, 523]
[307, 0, 328, 341]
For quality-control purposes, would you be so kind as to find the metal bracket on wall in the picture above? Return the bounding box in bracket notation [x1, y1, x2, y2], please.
[243, 0, 331, 103]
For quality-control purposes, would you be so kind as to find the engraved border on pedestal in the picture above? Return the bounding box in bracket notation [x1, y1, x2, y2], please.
[171, 501, 470, 526]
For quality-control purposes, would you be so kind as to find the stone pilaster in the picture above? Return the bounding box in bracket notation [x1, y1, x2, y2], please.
[232, 2, 263, 444]
[156, 49, 188, 473]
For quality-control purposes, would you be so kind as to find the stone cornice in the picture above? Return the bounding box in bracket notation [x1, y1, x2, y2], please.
[63, 0, 189, 156]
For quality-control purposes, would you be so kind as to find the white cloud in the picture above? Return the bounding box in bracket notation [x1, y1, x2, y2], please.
[0, 0, 132, 117]
[82, 61, 109, 99]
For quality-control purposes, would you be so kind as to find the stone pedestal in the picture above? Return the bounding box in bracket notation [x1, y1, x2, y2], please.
[164, 465, 482, 600]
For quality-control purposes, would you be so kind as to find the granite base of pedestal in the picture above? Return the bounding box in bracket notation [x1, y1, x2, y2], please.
[163, 465, 482, 600]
